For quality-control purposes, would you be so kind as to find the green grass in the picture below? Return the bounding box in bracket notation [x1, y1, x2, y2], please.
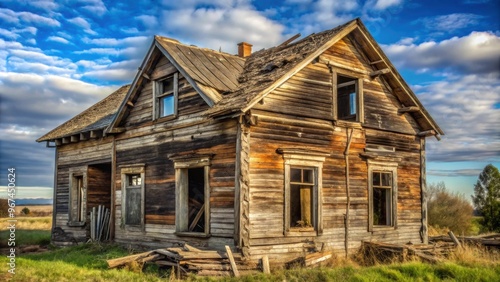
[0, 230, 51, 248]
[1, 244, 499, 281]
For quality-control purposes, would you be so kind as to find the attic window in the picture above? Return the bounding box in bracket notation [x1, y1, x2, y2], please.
[154, 73, 178, 119]
[335, 73, 364, 123]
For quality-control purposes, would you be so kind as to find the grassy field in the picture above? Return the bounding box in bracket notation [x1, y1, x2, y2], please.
[0, 242, 498, 281]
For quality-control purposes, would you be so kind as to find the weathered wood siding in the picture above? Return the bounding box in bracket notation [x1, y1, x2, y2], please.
[53, 137, 113, 244]
[113, 55, 238, 249]
[245, 38, 423, 260]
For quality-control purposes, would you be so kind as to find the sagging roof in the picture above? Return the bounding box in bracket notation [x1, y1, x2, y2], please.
[38, 18, 443, 144]
[36, 85, 130, 142]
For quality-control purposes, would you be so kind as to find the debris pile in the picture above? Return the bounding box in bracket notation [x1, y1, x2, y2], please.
[430, 233, 500, 249]
[361, 240, 456, 264]
[106, 244, 258, 278]
[89, 205, 111, 242]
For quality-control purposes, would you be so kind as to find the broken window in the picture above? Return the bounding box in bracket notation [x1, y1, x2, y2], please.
[368, 162, 398, 230]
[279, 148, 327, 236]
[173, 157, 210, 236]
[335, 73, 363, 122]
[290, 167, 314, 228]
[121, 167, 145, 229]
[69, 174, 86, 224]
[155, 73, 178, 119]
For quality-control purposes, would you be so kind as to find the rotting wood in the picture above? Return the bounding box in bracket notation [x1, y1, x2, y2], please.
[369, 68, 390, 78]
[107, 251, 155, 268]
[344, 128, 354, 258]
[398, 106, 420, 114]
[448, 231, 461, 247]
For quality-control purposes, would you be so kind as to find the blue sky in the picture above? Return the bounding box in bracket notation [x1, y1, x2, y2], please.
[0, 0, 498, 200]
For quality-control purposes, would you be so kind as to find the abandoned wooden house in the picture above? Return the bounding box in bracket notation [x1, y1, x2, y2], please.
[37, 18, 443, 262]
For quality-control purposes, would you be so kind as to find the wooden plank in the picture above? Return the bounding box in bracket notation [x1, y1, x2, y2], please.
[107, 251, 154, 268]
[225, 245, 240, 277]
[262, 255, 270, 274]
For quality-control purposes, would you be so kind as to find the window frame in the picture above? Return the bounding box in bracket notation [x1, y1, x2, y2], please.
[68, 167, 87, 227]
[332, 69, 364, 124]
[172, 156, 211, 237]
[280, 149, 327, 237]
[153, 72, 178, 120]
[120, 166, 145, 231]
[367, 160, 398, 231]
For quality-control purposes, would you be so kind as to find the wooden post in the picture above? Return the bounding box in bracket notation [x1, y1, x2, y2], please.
[262, 255, 270, 274]
[448, 231, 461, 247]
[420, 138, 428, 244]
[225, 245, 240, 277]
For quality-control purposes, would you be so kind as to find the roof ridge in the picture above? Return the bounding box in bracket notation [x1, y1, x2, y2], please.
[155, 35, 243, 59]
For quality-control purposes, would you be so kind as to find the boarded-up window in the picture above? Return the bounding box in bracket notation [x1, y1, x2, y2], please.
[121, 167, 145, 229]
[368, 161, 398, 231]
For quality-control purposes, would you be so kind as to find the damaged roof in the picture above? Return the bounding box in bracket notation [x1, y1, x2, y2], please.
[37, 85, 130, 142]
[38, 18, 443, 143]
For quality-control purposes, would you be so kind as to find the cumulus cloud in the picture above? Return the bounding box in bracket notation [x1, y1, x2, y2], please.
[78, 0, 108, 16]
[67, 17, 97, 35]
[160, 6, 284, 53]
[383, 31, 500, 75]
[416, 74, 500, 162]
[373, 0, 402, 10]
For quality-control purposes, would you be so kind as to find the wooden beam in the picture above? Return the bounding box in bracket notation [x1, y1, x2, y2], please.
[369, 59, 385, 65]
[55, 139, 62, 146]
[108, 127, 125, 134]
[225, 246, 240, 277]
[398, 106, 420, 114]
[70, 135, 79, 143]
[319, 55, 370, 75]
[417, 130, 436, 138]
[62, 137, 70, 144]
[141, 72, 151, 80]
[370, 68, 391, 78]
[278, 33, 301, 47]
[126, 101, 134, 107]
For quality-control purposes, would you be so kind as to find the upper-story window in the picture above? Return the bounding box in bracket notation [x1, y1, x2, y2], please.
[155, 73, 178, 119]
[335, 73, 364, 123]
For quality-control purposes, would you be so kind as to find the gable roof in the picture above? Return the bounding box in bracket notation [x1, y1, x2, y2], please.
[36, 85, 129, 142]
[38, 18, 443, 144]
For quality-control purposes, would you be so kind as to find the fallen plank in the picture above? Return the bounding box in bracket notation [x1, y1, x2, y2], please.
[305, 251, 333, 267]
[225, 245, 240, 277]
[262, 255, 270, 274]
[107, 251, 155, 268]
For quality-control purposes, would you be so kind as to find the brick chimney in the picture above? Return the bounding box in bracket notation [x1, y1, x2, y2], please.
[237, 42, 252, 57]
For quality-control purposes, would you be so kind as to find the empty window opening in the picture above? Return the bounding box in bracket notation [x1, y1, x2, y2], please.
[125, 174, 142, 225]
[187, 168, 205, 233]
[372, 171, 393, 226]
[337, 74, 358, 121]
[290, 167, 314, 229]
[72, 175, 85, 222]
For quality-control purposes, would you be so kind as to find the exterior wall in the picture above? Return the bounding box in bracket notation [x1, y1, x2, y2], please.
[243, 37, 424, 261]
[112, 55, 238, 250]
[53, 137, 113, 245]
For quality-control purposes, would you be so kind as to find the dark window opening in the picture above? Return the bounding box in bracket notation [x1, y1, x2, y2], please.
[290, 168, 314, 228]
[372, 171, 392, 226]
[125, 174, 142, 225]
[187, 168, 205, 233]
[73, 176, 85, 222]
[337, 74, 358, 121]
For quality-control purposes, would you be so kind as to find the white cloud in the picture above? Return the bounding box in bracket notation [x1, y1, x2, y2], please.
[67, 17, 97, 35]
[373, 0, 402, 10]
[83, 36, 149, 46]
[0, 28, 18, 40]
[47, 36, 70, 44]
[415, 13, 484, 32]
[135, 15, 159, 28]
[0, 8, 60, 26]
[383, 31, 500, 75]
[417, 74, 500, 162]
[79, 0, 108, 16]
[160, 6, 284, 53]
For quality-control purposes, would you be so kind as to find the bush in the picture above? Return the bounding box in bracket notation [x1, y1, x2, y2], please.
[427, 182, 474, 235]
[21, 207, 31, 215]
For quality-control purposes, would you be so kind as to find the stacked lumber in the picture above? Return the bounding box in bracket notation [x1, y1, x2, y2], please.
[89, 205, 110, 242]
[361, 241, 456, 264]
[106, 244, 258, 278]
[286, 251, 334, 268]
[430, 233, 500, 248]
